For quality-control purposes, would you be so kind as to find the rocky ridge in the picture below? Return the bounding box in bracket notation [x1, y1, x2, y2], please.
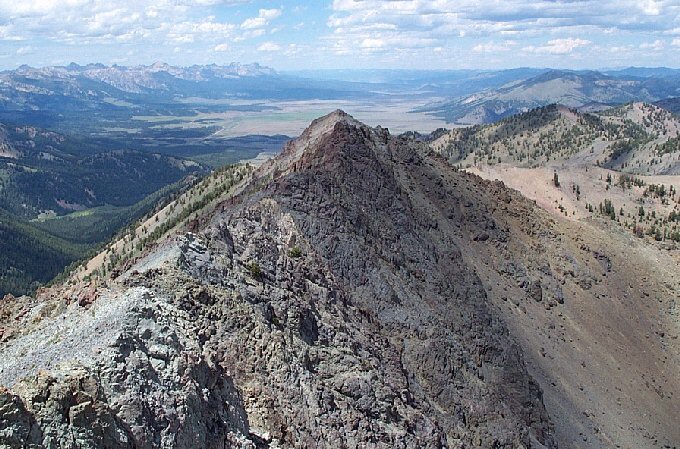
[0, 111, 678, 448]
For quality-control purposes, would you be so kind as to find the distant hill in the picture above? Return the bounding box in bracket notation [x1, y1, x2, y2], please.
[604, 67, 680, 78]
[419, 69, 680, 124]
[430, 102, 680, 249]
[431, 102, 680, 174]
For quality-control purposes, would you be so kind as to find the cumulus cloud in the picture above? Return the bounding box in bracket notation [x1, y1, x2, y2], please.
[360, 38, 384, 50]
[523, 38, 591, 55]
[0, 0, 679, 69]
[0, 25, 22, 41]
[638, 0, 662, 15]
[0, 0, 242, 45]
[240, 17, 266, 29]
[257, 41, 280, 52]
[639, 39, 664, 51]
[259, 9, 282, 21]
[241, 8, 282, 29]
[283, 43, 301, 56]
[472, 41, 517, 53]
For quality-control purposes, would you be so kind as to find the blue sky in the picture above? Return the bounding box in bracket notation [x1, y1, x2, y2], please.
[1, 0, 679, 70]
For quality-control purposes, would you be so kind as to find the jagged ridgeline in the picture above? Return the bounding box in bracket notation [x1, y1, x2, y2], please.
[0, 111, 678, 449]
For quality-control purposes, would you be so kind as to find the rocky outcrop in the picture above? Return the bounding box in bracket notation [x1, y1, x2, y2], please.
[0, 286, 256, 449]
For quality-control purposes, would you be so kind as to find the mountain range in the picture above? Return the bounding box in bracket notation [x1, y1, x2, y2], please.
[3, 62, 680, 299]
[0, 64, 679, 448]
[418, 69, 680, 124]
[0, 61, 364, 124]
[5, 63, 680, 132]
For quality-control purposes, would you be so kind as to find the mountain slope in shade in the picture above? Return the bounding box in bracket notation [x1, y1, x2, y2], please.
[0, 112, 678, 449]
[656, 96, 680, 115]
[0, 121, 203, 218]
[0, 119, 205, 297]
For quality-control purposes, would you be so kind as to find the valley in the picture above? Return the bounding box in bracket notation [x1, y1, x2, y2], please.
[137, 98, 450, 138]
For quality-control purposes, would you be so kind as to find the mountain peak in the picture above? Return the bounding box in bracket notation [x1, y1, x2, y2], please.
[310, 109, 357, 127]
[259, 109, 384, 178]
[150, 61, 170, 71]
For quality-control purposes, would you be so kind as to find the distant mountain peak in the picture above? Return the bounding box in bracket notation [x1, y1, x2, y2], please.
[149, 61, 171, 71]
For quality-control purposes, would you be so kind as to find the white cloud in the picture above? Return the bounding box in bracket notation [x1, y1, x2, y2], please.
[523, 38, 591, 55]
[639, 0, 661, 15]
[639, 39, 664, 51]
[214, 43, 229, 52]
[283, 43, 301, 56]
[259, 8, 282, 20]
[472, 41, 517, 53]
[360, 38, 384, 49]
[257, 41, 280, 52]
[326, 0, 677, 62]
[241, 17, 266, 29]
[0, 0, 241, 46]
[0, 0, 678, 69]
[0, 25, 23, 41]
[241, 8, 282, 29]
[0, 0, 88, 16]
[235, 29, 265, 41]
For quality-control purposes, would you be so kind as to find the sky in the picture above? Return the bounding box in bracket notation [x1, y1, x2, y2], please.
[0, 0, 679, 70]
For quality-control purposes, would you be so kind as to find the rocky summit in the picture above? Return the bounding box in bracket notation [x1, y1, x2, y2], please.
[1, 111, 678, 448]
